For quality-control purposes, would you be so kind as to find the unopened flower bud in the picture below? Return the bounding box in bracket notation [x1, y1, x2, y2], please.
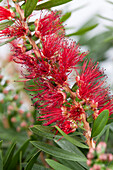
[11, 117, 17, 123]
[87, 159, 92, 166]
[8, 105, 14, 111]
[87, 152, 94, 159]
[13, 95, 19, 100]
[3, 89, 9, 94]
[89, 148, 95, 154]
[0, 75, 3, 80]
[96, 142, 107, 154]
[93, 164, 101, 170]
[20, 101, 23, 104]
[107, 153, 113, 162]
[20, 121, 27, 127]
[6, 80, 10, 84]
[76, 75, 80, 82]
[99, 153, 107, 161]
[0, 99, 4, 103]
[27, 112, 31, 118]
[29, 24, 35, 31]
[18, 109, 24, 115]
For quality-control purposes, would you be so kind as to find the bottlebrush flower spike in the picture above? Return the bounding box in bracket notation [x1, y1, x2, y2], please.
[35, 11, 65, 38]
[41, 34, 63, 59]
[29, 78, 65, 108]
[50, 39, 87, 85]
[0, 20, 26, 38]
[0, 6, 15, 21]
[76, 59, 113, 116]
[11, 40, 50, 78]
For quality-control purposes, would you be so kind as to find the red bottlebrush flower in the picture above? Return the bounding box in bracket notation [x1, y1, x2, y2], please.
[50, 39, 86, 85]
[40, 104, 82, 134]
[30, 78, 65, 108]
[29, 79, 84, 134]
[14, 54, 50, 79]
[0, 6, 14, 21]
[35, 11, 65, 38]
[98, 99, 113, 116]
[11, 39, 50, 79]
[0, 20, 26, 38]
[40, 106, 77, 134]
[76, 59, 113, 115]
[41, 34, 63, 59]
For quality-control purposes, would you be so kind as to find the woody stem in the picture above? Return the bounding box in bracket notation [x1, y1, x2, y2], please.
[63, 84, 95, 148]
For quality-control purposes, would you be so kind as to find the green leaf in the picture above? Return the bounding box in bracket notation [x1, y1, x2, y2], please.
[56, 140, 88, 169]
[106, 0, 113, 5]
[3, 142, 16, 170]
[30, 125, 63, 140]
[0, 37, 16, 47]
[57, 158, 86, 170]
[0, 141, 2, 148]
[95, 127, 106, 142]
[32, 164, 51, 170]
[55, 126, 89, 149]
[61, 12, 71, 22]
[91, 110, 109, 138]
[0, 123, 28, 143]
[97, 14, 113, 22]
[25, 151, 41, 170]
[105, 126, 109, 143]
[31, 141, 86, 162]
[7, 140, 29, 170]
[36, 0, 72, 10]
[25, 0, 39, 18]
[67, 24, 98, 36]
[20, 151, 22, 170]
[46, 159, 72, 170]
[0, 20, 13, 31]
[0, 151, 3, 170]
[103, 36, 113, 43]
[107, 114, 113, 124]
[30, 125, 82, 141]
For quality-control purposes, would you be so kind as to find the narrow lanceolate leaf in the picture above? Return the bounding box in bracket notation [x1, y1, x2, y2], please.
[0, 37, 15, 47]
[107, 114, 113, 124]
[25, 0, 39, 18]
[91, 110, 109, 138]
[36, 0, 72, 10]
[105, 126, 109, 143]
[97, 14, 113, 22]
[31, 141, 86, 162]
[0, 20, 13, 31]
[7, 140, 29, 170]
[55, 126, 89, 149]
[0, 141, 2, 148]
[0, 151, 3, 170]
[30, 125, 82, 141]
[25, 151, 41, 170]
[67, 24, 98, 36]
[60, 12, 71, 22]
[106, 0, 113, 5]
[30, 125, 62, 140]
[19, 151, 22, 170]
[46, 159, 72, 170]
[3, 142, 16, 170]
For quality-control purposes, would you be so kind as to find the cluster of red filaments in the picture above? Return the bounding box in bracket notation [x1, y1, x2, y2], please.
[0, 4, 113, 136]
